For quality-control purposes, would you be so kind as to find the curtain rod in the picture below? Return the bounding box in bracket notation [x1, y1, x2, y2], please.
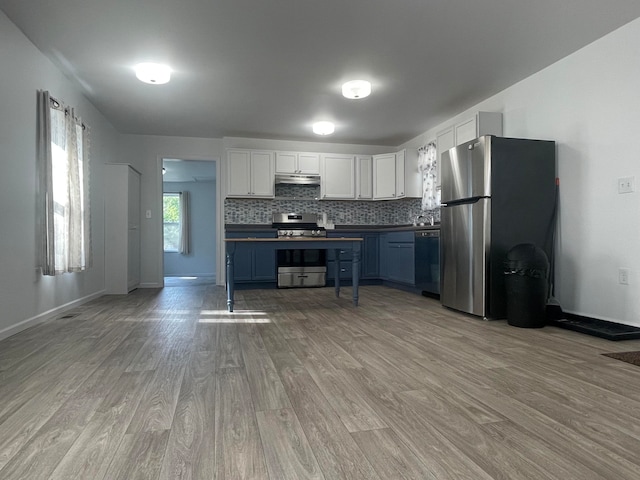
[49, 95, 86, 130]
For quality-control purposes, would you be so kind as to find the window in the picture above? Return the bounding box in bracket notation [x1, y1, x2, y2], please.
[163, 193, 181, 252]
[37, 90, 91, 275]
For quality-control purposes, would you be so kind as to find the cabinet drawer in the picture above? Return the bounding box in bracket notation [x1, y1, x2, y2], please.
[327, 260, 357, 279]
[326, 248, 355, 261]
[386, 231, 414, 243]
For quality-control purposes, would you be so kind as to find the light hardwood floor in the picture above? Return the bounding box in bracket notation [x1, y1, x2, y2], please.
[2, 284, 640, 479]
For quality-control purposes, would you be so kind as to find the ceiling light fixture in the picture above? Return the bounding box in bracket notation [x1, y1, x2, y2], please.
[313, 121, 335, 136]
[134, 63, 172, 84]
[342, 80, 371, 99]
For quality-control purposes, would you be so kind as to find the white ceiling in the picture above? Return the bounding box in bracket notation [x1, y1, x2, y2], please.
[3, 0, 640, 145]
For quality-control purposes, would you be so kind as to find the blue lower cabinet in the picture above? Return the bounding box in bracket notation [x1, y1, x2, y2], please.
[380, 232, 415, 285]
[362, 234, 379, 279]
[327, 260, 355, 279]
[226, 231, 276, 282]
[326, 233, 362, 281]
[232, 243, 253, 281]
[387, 243, 415, 285]
[252, 244, 276, 281]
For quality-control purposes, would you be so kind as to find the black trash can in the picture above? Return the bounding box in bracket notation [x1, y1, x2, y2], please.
[504, 244, 549, 328]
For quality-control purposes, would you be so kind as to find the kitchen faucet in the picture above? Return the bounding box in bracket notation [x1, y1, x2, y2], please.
[414, 213, 434, 226]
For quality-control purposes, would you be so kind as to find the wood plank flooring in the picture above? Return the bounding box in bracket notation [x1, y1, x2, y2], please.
[2, 284, 640, 479]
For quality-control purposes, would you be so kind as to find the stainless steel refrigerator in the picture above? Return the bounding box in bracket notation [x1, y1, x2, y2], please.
[440, 135, 556, 319]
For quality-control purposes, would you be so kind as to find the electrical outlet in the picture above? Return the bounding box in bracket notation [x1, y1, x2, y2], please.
[145, 209, 152, 219]
[618, 176, 635, 194]
[619, 268, 630, 285]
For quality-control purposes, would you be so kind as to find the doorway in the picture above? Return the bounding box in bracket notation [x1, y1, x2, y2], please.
[162, 158, 218, 284]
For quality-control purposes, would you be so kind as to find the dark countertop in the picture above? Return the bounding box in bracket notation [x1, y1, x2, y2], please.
[225, 223, 440, 233]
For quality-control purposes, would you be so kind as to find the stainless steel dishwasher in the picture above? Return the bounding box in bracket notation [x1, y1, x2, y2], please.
[414, 229, 440, 297]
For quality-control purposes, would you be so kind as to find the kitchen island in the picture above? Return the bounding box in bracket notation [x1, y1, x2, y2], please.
[224, 237, 363, 312]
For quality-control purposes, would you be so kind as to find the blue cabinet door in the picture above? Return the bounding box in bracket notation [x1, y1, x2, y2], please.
[226, 231, 276, 282]
[252, 244, 276, 280]
[362, 234, 379, 279]
[387, 243, 415, 285]
[232, 243, 253, 281]
[379, 233, 389, 279]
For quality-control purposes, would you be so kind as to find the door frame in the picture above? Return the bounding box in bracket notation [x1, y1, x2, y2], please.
[156, 155, 224, 286]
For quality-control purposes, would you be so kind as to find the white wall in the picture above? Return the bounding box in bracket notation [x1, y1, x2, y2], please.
[163, 181, 217, 277]
[0, 10, 120, 339]
[119, 135, 223, 287]
[401, 17, 640, 327]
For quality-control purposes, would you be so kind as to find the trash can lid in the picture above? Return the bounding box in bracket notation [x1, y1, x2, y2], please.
[505, 243, 549, 269]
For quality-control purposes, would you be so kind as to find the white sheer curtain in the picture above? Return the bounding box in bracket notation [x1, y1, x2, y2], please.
[37, 90, 91, 275]
[419, 142, 437, 211]
[179, 191, 190, 255]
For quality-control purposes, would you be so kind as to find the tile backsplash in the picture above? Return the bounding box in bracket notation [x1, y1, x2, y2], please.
[225, 184, 440, 225]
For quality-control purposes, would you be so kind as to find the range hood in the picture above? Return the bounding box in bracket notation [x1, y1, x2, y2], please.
[275, 173, 321, 185]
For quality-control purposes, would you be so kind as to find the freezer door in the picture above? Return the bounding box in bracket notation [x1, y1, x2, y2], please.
[440, 198, 490, 317]
[440, 136, 491, 203]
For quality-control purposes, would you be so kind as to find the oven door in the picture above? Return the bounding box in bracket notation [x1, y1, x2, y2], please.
[277, 248, 327, 268]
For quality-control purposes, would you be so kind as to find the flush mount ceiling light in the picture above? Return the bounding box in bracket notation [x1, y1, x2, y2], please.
[134, 63, 172, 84]
[342, 80, 371, 99]
[313, 121, 335, 136]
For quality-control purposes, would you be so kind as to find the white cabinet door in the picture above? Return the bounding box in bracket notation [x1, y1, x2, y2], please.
[127, 167, 141, 291]
[227, 150, 251, 196]
[373, 153, 396, 199]
[105, 164, 140, 294]
[356, 155, 373, 199]
[321, 154, 355, 199]
[250, 151, 275, 197]
[454, 117, 477, 145]
[275, 152, 296, 173]
[436, 127, 455, 187]
[297, 153, 320, 174]
[395, 149, 405, 198]
[275, 152, 320, 174]
[227, 149, 274, 198]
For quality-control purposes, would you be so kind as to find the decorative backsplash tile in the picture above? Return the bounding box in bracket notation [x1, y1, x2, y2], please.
[225, 184, 440, 225]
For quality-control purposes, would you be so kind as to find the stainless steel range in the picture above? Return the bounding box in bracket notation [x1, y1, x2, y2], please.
[272, 213, 327, 288]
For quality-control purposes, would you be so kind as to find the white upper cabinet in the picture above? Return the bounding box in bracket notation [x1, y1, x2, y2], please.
[356, 155, 373, 200]
[395, 149, 406, 198]
[436, 111, 502, 185]
[321, 154, 355, 199]
[373, 153, 397, 200]
[455, 111, 503, 145]
[227, 149, 275, 198]
[275, 151, 320, 174]
[372, 150, 416, 200]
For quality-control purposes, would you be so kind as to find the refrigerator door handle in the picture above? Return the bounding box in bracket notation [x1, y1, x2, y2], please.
[440, 195, 489, 207]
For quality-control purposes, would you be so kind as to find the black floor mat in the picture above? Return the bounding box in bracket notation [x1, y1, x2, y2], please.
[549, 317, 640, 341]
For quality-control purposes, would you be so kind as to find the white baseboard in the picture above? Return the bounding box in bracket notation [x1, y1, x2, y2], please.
[0, 289, 106, 341]
[139, 282, 163, 288]
[163, 273, 216, 278]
